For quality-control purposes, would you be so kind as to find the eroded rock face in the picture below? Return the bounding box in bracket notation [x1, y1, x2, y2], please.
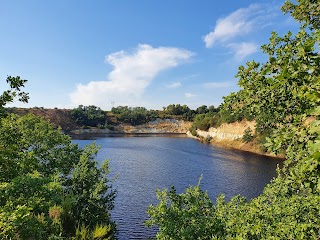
[114, 119, 192, 133]
[71, 119, 192, 134]
[193, 121, 256, 141]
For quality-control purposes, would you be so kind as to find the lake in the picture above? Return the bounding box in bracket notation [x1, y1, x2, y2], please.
[72, 134, 283, 239]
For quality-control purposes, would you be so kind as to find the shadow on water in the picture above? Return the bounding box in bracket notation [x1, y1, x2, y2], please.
[72, 134, 283, 240]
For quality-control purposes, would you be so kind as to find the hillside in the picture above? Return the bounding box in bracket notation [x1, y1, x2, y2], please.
[7, 107, 79, 131]
[188, 120, 285, 158]
[7, 107, 192, 134]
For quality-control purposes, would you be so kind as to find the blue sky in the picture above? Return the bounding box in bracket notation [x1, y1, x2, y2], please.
[0, 0, 298, 110]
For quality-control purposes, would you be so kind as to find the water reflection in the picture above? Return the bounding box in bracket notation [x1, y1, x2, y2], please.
[72, 134, 283, 240]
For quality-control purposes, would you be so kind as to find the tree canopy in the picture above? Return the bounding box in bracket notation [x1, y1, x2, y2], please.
[0, 79, 117, 239]
[70, 105, 107, 127]
[0, 76, 29, 116]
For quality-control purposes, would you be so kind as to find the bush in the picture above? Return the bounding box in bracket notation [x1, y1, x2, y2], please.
[205, 136, 213, 143]
[0, 114, 117, 239]
[242, 127, 254, 143]
[191, 112, 219, 132]
[189, 127, 198, 137]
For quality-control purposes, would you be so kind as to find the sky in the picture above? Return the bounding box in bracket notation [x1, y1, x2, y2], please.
[0, 0, 299, 110]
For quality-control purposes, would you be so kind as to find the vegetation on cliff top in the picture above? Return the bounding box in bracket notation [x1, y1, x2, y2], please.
[8, 103, 219, 131]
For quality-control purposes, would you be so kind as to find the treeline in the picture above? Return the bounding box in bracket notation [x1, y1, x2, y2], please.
[10, 102, 244, 132]
[110, 106, 159, 126]
[70, 105, 106, 127]
[9, 102, 251, 133]
[147, 1, 320, 239]
[68, 104, 219, 128]
[110, 104, 218, 125]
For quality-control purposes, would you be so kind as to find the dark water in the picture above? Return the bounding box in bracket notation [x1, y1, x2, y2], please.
[72, 134, 283, 240]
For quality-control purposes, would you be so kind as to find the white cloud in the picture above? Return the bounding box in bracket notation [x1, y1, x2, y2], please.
[203, 81, 232, 88]
[228, 42, 259, 60]
[203, 3, 278, 48]
[70, 44, 193, 109]
[185, 93, 197, 98]
[166, 81, 182, 88]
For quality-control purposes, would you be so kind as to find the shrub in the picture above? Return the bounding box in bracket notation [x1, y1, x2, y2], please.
[242, 127, 254, 143]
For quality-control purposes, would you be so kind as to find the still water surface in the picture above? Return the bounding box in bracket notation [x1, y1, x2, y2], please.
[72, 134, 283, 240]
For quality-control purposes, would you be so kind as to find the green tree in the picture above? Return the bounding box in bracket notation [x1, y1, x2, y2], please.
[0, 76, 29, 116]
[282, 0, 320, 29]
[146, 182, 225, 240]
[111, 106, 159, 125]
[242, 127, 254, 143]
[68, 144, 116, 231]
[0, 114, 117, 239]
[191, 113, 213, 131]
[196, 105, 209, 114]
[0, 78, 116, 239]
[70, 105, 106, 127]
[163, 104, 191, 116]
[208, 105, 217, 113]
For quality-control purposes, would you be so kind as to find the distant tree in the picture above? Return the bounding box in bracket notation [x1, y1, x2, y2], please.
[70, 105, 106, 127]
[111, 106, 159, 125]
[182, 110, 196, 121]
[196, 105, 208, 114]
[190, 112, 219, 133]
[111, 106, 129, 114]
[208, 105, 217, 113]
[163, 104, 191, 115]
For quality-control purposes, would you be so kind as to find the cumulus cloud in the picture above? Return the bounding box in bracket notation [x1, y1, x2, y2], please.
[228, 42, 259, 60]
[166, 81, 182, 88]
[203, 3, 278, 48]
[185, 93, 197, 98]
[203, 81, 232, 88]
[70, 44, 193, 109]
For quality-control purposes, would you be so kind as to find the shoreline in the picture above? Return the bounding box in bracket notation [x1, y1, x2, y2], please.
[209, 138, 285, 160]
[69, 129, 285, 160]
[187, 131, 285, 160]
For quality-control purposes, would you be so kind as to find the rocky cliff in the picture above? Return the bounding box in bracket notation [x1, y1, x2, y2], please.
[115, 119, 192, 133]
[192, 121, 255, 140]
[71, 119, 192, 134]
[187, 120, 281, 158]
[8, 108, 192, 134]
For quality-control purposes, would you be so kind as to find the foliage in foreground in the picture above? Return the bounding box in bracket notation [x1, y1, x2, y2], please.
[0, 78, 116, 239]
[147, 0, 320, 239]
